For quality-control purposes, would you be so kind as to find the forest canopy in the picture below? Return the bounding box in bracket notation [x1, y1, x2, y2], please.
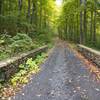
[58, 0, 100, 49]
[0, 0, 57, 35]
[0, 0, 100, 61]
[0, 0, 57, 60]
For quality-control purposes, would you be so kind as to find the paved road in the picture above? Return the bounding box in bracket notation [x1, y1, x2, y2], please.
[12, 43, 100, 100]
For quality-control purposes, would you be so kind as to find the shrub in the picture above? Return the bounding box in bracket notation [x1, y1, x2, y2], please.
[0, 34, 13, 45]
[0, 15, 17, 35]
[10, 33, 34, 53]
[0, 15, 34, 36]
[34, 28, 53, 44]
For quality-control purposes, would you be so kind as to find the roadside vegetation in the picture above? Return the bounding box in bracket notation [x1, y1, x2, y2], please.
[0, 0, 99, 61]
[0, 31, 52, 60]
[58, 0, 100, 50]
[0, 0, 55, 98]
[0, 53, 47, 99]
[0, 0, 100, 99]
[0, 0, 56, 61]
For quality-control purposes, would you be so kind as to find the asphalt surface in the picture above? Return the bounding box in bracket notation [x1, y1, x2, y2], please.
[12, 43, 100, 100]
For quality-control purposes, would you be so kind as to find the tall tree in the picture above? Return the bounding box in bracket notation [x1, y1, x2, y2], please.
[80, 0, 83, 44]
[90, 10, 93, 41]
[0, 0, 2, 15]
[93, 0, 97, 42]
[27, 0, 31, 23]
[83, 0, 87, 42]
[39, 0, 42, 30]
[18, 0, 22, 16]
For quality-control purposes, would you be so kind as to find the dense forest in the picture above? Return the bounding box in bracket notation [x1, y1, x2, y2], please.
[58, 0, 100, 49]
[0, 0, 100, 60]
[0, 0, 100, 99]
[0, 0, 56, 34]
[0, 0, 56, 60]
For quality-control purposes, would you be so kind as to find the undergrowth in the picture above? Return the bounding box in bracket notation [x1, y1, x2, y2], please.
[0, 52, 47, 98]
[0, 30, 53, 60]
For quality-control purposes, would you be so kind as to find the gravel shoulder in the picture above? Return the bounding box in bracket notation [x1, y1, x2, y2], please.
[12, 42, 100, 100]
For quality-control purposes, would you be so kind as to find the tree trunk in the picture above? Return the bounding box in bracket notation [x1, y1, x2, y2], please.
[39, 0, 42, 30]
[44, 7, 47, 28]
[18, 0, 22, 15]
[8, 0, 12, 15]
[27, 0, 31, 23]
[83, 0, 87, 42]
[90, 11, 93, 41]
[0, 0, 2, 15]
[80, 0, 83, 44]
[31, 2, 35, 24]
[76, 0, 79, 43]
[65, 19, 68, 39]
[18, 0, 22, 32]
[93, 0, 96, 43]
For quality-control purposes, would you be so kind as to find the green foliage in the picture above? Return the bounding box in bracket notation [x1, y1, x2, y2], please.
[0, 30, 52, 61]
[0, 0, 56, 61]
[10, 33, 34, 53]
[0, 33, 37, 60]
[10, 70, 28, 86]
[0, 15, 18, 35]
[58, 0, 100, 50]
[0, 83, 2, 89]
[0, 15, 34, 35]
[26, 58, 39, 71]
[35, 53, 47, 64]
[0, 0, 56, 36]
[10, 53, 47, 86]
[0, 0, 56, 60]
[0, 51, 10, 60]
[0, 34, 13, 45]
[34, 29, 53, 45]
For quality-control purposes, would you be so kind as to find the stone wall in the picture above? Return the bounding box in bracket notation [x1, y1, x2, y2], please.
[0, 46, 48, 81]
[77, 45, 100, 67]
